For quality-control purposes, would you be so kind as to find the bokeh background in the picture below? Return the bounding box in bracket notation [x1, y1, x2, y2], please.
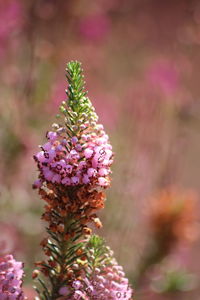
[1, 0, 200, 299]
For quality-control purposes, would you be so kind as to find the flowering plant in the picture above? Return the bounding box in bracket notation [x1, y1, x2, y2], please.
[32, 61, 133, 299]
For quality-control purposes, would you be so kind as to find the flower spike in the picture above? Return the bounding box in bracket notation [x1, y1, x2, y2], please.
[33, 61, 133, 299]
[0, 254, 25, 300]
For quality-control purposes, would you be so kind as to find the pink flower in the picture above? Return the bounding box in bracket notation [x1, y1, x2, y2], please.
[61, 177, 71, 185]
[99, 168, 108, 176]
[72, 280, 82, 290]
[59, 286, 70, 296]
[42, 142, 52, 151]
[43, 169, 54, 181]
[75, 144, 82, 152]
[71, 176, 80, 185]
[98, 177, 108, 187]
[34, 124, 113, 189]
[79, 14, 110, 41]
[59, 262, 132, 300]
[32, 179, 42, 189]
[47, 131, 58, 141]
[0, 254, 25, 299]
[0, 0, 23, 58]
[82, 174, 89, 184]
[84, 148, 93, 159]
[52, 174, 61, 183]
[35, 151, 46, 163]
[147, 59, 179, 95]
[71, 137, 78, 144]
[65, 165, 73, 174]
[87, 168, 97, 178]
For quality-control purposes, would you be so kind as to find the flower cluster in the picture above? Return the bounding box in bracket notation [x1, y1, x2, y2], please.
[34, 124, 113, 189]
[0, 254, 25, 300]
[59, 265, 132, 300]
[33, 62, 113, 191]
[58, 236, 132, 300]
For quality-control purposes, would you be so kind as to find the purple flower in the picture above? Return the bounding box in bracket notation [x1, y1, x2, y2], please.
[71, 176, 80, 185]
[0, 254, 25, 299]
[59, 286, 70, 296]
[71, 137, 78, 144]
[61, 177, 71, 185]
[72, 280, 82, 290]
[32, 179, 42, 189]
[33, 63, 114, 192]
[59, 262, 132, 300]
[33, 123, 113, 189]
[87, 168, 97, 178]
[84, 148, 93, 159]
[47, 131, 58, 141]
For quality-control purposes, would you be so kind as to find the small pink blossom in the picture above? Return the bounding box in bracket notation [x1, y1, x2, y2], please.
[59, 286, 70, 296]
[84, 148, 93, 159]
[61, 177, 71, 185]
[71, 137, 78, 144]
[71, 176, 80, 185]
[98, 177, 108, 187]
[87, 168, 97, 178]
[47, 131, 58, 141]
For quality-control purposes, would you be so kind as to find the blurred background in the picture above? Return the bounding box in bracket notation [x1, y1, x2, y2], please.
[0, 0, 200, 299]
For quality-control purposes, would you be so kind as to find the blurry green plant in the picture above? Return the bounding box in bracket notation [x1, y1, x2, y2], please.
[151, 267, 197, 294]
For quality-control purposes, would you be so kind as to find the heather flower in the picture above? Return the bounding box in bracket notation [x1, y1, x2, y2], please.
[33, 67, 113, 192]
[33, 63, 113, 237]
[147, 59, 179, 95]
[58, 235, 133, 300]
[33, 62, 132, 299]
[33, 127, 113, 189]
[0, 254, 25, 300]
[0, 0, 23, 57]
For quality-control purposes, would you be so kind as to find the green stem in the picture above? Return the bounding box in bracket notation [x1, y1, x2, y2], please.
[50, 215, 74, 299]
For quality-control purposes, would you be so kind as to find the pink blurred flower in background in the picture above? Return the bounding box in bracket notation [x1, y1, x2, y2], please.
[47, 78, 66, 113]
[0, 223, 22, 256]
[47, 81, 119, 129]
[79, 14, 110, 41]
[98, 0, 120, 12]
[93, 93, 120, 129]
[147, 59, 179, 96]
[0, 0, 23, 57]
[125, 58, 181, 123]
[125, 81, 159, 122]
